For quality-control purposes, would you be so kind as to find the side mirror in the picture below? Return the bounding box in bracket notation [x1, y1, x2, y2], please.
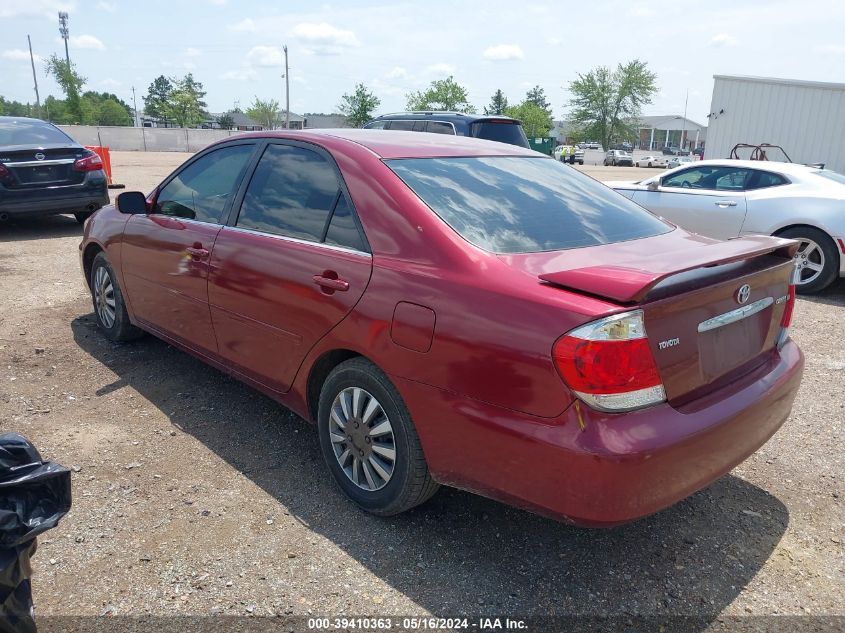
[116, 191, 147, 214]
[647, 180, 660, 192]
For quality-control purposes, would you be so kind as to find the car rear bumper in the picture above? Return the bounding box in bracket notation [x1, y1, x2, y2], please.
[0, 174, 109, 218]
[399, 339, 803, 526]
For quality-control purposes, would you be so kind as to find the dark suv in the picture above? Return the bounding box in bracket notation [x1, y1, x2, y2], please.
[0, 116, 109, 224]
[363, 112, 530, 148]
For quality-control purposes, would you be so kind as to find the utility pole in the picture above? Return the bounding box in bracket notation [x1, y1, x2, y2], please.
[58, 12, 70, 66]
[131, 86, 139, 127]
[681, 88, 688, 150]
[27, 35, 41, 118]
[283, 44, 290, 129]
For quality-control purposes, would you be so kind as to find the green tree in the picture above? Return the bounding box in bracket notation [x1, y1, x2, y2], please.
[484, 89, 508, 115]
[0, 97, 33, 117]
[338, 83, 381, 127]
[165, 73, 208, 128]
[505, 102, 553, 138]
[143, 75, 174, 124]
[568, 60, 657, 151]
[42, 95, 66, 123]
[45, 54, 86, 123]
[246, 97, 281, 129]
[217, 112, 235, 129]
[98, 98, 132, 125]
[525, 85, 552, 114]
[405, 76, 476, 113]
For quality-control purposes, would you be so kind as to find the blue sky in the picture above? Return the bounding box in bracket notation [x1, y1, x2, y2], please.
[2, 0, 844, 123]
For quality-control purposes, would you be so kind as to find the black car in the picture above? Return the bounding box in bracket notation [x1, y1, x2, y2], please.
[363, 112, 530, 149]
[0, 117, 109, 224]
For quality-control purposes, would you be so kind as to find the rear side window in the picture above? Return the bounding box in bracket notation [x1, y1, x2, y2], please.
[236, 144, 367, 250]
[387, 156, 670, 254]
[469, 121, 530, 148]
[0, 118, 74, 146]
[388, 120, 415, 131]
[747, 170, 789, 189]
[427, 122, 455, 135]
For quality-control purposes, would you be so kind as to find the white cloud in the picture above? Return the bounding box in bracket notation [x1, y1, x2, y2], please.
[814, 43, 845, 55]
[220, 68, 259, 81]
[228, 18, 256, 32]
[99, 78, 121, 88]
[292, 22, 360, 50]
[628, 5, 656, 17]
[424, 63, 455, 76]
[246, 46, 284, 67]
[2, 49, 43, 63]
[210, 0, 226, 4]
[0, 0, 73, 19]
[385, 66, 407, 79]
[483, 44, 524, 61]
[71, 34, 105, 50]
[708, 33, 738, 47]
[96, 1, 115, 11]
[185, 47, 201, 57]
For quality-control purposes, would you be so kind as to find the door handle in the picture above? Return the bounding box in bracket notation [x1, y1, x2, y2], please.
[715, 200, 737, 207]
[186, 243, 209, 259]
[313, 275, 349, 292]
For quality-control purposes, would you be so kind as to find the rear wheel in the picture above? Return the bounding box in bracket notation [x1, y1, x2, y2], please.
[90, 252, 144, 341]
[74, 211, 93, 224]
[318, 358, 439, 516]
[777, 227, 839, 294]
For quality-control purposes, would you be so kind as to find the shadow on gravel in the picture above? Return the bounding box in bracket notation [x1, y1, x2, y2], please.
[797, 278, 845, 307]
[72, 314, 789, 623]
[0, 214, 83, 242]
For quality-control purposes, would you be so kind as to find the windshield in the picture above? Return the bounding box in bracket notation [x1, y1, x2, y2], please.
[469, 120, 530, 148]
[386, 156, 671, 254]
[815, 170, 845, 186]
[0, 118, 74, 147]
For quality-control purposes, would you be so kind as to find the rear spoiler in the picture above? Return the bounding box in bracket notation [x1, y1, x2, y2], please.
[538, 236, 798, 303]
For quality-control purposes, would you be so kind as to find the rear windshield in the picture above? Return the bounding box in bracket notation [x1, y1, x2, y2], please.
[469, 120, 530, 148]
[0, 118, 74, 147]
[387, 156, 671, 254]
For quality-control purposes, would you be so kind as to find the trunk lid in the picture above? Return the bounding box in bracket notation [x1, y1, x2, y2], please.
[525, 232, 797, 405]
[0, 146, 87, 189]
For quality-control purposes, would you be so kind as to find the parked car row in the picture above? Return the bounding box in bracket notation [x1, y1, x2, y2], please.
[604, 149, 633, 166]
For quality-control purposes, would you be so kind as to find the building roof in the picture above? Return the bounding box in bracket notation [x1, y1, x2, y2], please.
[638, 115, 706, 131]
[714, 74, 845, 92]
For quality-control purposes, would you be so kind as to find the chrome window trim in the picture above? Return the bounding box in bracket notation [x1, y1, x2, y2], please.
[697, 296, 774, 333]
[147, 213, 223, 227]
[5, 158, 76, 167]
[224, 224, 372, 258]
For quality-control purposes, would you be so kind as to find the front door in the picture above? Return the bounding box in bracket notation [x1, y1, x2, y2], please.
[208, 142, 372, 393]
[121, 142, 256, 352]
[632, 165, 750, 239]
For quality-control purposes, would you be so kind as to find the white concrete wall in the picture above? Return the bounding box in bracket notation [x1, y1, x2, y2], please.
[706, 76, 845, 173]
[58, 125, 246, 152]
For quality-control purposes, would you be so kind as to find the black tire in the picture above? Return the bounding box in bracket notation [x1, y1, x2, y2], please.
[74, 211, 93, 224]
[90, 252, 144, 341]
[318, 358, 439, 516]
[776, 227, 839, 294]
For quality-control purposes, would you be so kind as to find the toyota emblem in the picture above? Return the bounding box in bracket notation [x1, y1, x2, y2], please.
[34, 153, 45, 161]
[736, 284, 751, 304]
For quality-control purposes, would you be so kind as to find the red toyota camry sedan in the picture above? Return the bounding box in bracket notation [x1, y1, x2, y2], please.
[79, 130, 804, 526]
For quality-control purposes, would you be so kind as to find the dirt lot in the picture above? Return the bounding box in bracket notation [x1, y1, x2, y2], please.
[0, 151, 843, 624]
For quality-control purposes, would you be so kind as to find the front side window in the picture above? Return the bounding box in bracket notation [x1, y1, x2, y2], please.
[155, 144, 254, 223]
[427, 122, 455, 135]
[388, 120, 415, 131]
[663, 166, 753, 191]
[470, 121, 530, 148]
[387, 156, 670, 254]
[236, 144, 367, 251]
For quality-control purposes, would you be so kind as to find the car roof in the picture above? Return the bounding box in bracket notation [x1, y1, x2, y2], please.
[370, 111, 520, 123]
[683, 159, 820, 175]
[227, 129, 539, 159]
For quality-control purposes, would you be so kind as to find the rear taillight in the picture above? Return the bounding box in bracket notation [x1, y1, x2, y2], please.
[74, 151, 103, 172]
[0, 164, 10, 181]
[776, 282, 796, 348]
[553, 310, 666, 412]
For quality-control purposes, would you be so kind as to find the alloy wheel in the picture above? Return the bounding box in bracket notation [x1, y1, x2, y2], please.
[793, 238, 825, 286]
[329, 387, 396, 491]
[93, 266, 116, 328]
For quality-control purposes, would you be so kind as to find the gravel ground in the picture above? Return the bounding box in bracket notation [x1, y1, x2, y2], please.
[0, 151, 842, 624]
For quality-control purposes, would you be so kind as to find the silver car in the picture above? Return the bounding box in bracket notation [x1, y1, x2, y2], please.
[609, 159, 845, 292]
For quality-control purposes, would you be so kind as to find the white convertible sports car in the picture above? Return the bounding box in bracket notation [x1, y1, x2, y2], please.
[609, 159, 845, 292]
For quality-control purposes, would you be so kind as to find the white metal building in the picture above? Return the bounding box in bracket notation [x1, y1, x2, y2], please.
[706, 75, 845, 173]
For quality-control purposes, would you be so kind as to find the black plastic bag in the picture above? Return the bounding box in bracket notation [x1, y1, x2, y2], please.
[0, 433, 72, 633]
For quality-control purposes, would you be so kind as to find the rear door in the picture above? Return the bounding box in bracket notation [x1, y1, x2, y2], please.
[208, 141, 372, 393]
[632, 165, 750, 239]
[121, 142, 257, 352]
